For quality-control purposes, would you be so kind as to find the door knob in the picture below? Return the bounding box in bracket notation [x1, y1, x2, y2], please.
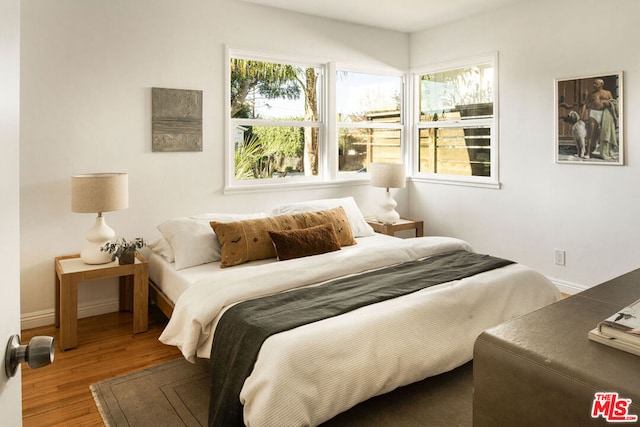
[5, 334, 55, 378]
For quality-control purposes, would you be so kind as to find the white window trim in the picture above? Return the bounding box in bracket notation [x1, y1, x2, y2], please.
[409, 52, 501, 189]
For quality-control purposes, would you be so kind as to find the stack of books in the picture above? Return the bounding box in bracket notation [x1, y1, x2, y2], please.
[589, 299, 640, 356]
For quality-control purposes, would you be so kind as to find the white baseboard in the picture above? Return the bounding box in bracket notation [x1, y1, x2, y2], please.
[549, 277, 587, 295]
[21, 298, 120, 331]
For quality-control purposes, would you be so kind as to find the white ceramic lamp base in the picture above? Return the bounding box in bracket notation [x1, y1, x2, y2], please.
[80, 215, 115, 264]
[375, 190, 400, 225]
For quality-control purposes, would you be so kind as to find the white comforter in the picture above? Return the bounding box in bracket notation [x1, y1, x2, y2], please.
[159, 236, 561, 426]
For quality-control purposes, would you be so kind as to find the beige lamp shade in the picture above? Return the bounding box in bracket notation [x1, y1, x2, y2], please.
[71, 173, 129, 213]
[71, 173, 128, 264]
[369, 162, 406, 190]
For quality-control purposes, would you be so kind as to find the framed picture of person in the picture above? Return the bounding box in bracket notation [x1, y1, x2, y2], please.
[555, 72, 623, 165]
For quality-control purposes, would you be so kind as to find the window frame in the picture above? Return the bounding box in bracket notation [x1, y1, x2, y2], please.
[224, 48, 409, 193]
[334, 66, 406, 178]
[225, 49, 327, 191]
[410, 52, 500, 189]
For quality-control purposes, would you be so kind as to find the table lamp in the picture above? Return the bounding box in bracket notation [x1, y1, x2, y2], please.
[71, 173, 128, 264]
[370, 162, 405, 225]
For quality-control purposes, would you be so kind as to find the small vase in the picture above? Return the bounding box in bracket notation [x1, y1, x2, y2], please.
[118, 251, 136, 265]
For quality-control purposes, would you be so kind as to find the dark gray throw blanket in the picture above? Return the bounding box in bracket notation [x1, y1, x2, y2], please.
[208, 249, 514, 426]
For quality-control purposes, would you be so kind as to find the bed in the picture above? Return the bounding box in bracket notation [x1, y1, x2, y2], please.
[147, 197, 562, 427]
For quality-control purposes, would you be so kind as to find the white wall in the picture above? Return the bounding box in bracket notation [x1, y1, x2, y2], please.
[409, 0, 640, 292]
[19, 0, 409, 327]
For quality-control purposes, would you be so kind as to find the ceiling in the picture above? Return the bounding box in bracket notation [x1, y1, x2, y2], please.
[236, 0, 527, 33]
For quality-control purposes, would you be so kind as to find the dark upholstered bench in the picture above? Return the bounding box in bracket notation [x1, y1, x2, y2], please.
[473, 269, 640, 426]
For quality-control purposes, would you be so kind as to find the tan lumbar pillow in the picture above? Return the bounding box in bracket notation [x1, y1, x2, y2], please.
[211, 206, 355, 268]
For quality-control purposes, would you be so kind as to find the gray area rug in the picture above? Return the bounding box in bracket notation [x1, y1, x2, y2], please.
[91, 358, 210, 426]
[91, 358, 472, 426]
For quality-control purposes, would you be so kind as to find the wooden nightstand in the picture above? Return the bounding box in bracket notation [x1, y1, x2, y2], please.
[366, 217, 424, 238]
[54, 253, 149, 350]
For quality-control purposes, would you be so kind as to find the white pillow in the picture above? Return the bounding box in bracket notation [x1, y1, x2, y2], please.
[271, 197, 375, 237]
[157, 212, 268, 270]
[157, 218, 219, 270]
[148, 238, 175, 263]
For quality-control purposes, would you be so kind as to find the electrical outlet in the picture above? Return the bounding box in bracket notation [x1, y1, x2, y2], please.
[555, 249, 566, 266]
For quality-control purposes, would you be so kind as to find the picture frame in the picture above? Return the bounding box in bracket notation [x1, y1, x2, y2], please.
[152, 87, 203, 152]
[555, 72, 623, 165]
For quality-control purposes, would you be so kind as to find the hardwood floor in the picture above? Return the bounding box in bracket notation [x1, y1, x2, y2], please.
[21, 306, 182, 426]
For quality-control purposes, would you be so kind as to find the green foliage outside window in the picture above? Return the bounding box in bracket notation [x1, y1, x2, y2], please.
[230, 57, 319, 180]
